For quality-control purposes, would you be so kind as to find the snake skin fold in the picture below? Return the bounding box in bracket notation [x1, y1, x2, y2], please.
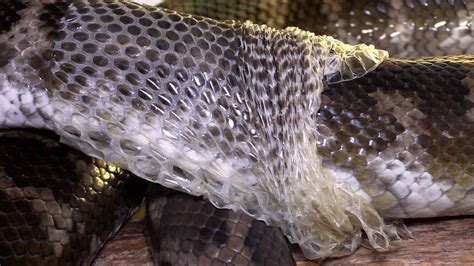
[0, 0, 473, 263]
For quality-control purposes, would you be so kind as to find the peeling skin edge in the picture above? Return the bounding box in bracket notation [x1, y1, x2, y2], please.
[0, 6, 394, 258]
[52, 36, 392, 259]
[53, 36, 393, 259]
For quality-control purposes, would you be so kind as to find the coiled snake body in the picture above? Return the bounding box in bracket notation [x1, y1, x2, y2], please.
[0, 0, 473, 264]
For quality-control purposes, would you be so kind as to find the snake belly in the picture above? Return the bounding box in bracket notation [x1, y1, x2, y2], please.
[0, 0, 473, 263]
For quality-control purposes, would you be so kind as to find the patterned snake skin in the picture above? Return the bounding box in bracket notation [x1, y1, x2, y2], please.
[162, 0, 474, 57]
[146, 185, 294, 265]
[160, 1, 474, 213]
[0, 0, 473, 264]
[0, 129, 147, 265]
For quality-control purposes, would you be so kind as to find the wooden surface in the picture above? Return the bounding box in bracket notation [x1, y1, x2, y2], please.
[93, 216, 474, 265]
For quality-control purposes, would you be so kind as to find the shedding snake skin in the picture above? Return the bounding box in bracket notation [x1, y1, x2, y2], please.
[0, 0, 473, 264]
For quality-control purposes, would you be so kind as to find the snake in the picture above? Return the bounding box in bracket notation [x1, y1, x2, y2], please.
[0, 0, 473, 264]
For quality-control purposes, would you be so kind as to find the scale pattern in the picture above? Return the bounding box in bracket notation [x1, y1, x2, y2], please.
[318, 56, 474, 218]
[3, 0, 474, 261]
[146, 186, 295, 265]
[0, 130, 146, 265]
[159, 0, 474, 248]
[0, 0, 387, 259]
[162, 0, 474, 57]
[39, 0, 388, 258]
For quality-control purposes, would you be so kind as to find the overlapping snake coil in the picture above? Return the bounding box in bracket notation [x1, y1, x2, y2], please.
[0, 0, 473, 263]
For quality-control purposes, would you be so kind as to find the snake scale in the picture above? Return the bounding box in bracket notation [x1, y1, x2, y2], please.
[0, 0, 473, 264]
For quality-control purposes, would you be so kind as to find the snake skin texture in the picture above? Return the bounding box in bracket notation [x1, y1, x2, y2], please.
[0, 0, 388, 259]
[319, 56, 474, 218]
[0, 130, 147, 265]
[161, 0, 474, 217]
[0, 0, 473, 262]
[161, 0, 474, 57]
[146, 185, 295, 265]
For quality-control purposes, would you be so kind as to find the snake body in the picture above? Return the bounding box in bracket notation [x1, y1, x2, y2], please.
[162, 0, 474, 57]
[0, 0, 473, 264]
[0, 129, 148, 265]
[162, 0, 474, 218]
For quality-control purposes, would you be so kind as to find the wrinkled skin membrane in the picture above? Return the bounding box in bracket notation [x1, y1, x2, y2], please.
[6, 0, 474, 261]
[162, 0, 474, 254]
[0, 0, 390, 258]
